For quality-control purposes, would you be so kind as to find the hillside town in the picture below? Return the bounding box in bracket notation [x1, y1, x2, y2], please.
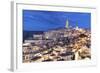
[23, 20, 91, 63]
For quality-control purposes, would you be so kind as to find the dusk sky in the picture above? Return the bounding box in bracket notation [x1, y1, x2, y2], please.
[23, 10, 91, 31]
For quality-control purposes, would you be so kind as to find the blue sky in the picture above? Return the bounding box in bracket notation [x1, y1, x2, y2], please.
[23, 10, 91, 31]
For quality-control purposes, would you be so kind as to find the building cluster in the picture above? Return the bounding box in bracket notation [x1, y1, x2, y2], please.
[23, 27, 91, 63]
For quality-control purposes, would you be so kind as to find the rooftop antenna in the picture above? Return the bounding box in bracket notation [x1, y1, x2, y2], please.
[66, 19, 69, 29]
